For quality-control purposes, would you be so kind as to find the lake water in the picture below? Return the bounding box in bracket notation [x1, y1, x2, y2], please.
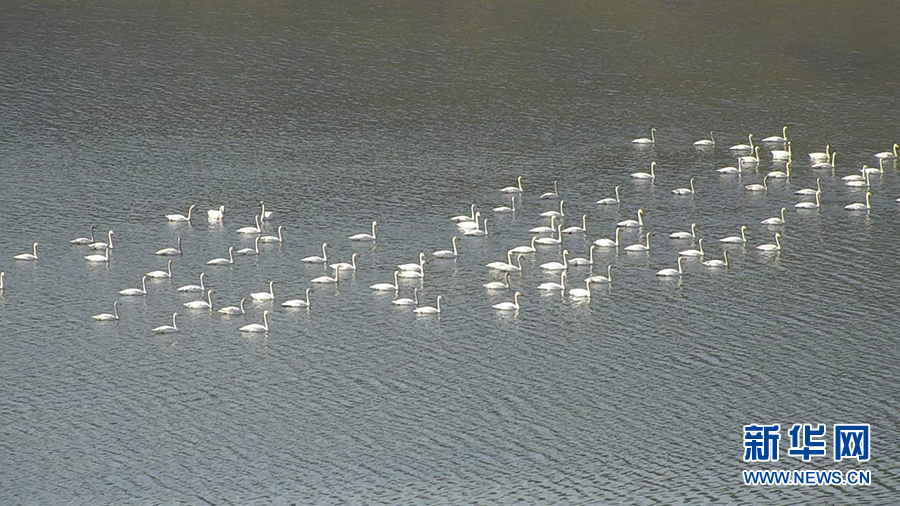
[1, 1, 899, 503]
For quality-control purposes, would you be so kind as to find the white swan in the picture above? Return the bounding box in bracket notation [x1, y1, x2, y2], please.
[569, 245, 597, 266]
[399, 252, 426, 272]
[177, 272, 206, 292]
[761, 207, 787, 226]
[70, 225, 96, 245]
[624, 232, 651, 252]
[349, 220, 378, 241]
[594, 228, 621, 247]
[586, 264, 612, 284]
[811, 151, 836, 170]
[457, 212, 482, 231]
[153, 313, 179, 333]
[770, 142, 792, 161]
[87, 230, 114, 250]
[597, 185, 621, 205]
[236, 214, 262, 234]
[540, 180, 560, 199]
[301, 243, 328, 263]
[511, 236, 538, 254]
[632, 127, 656, 145]
[492, 291, 522, 310]
[795, 178, 822, 195]
[745, 177, 768, 192]
[529, 215, 557, 234]
[207, 246, 235, 266]
[672, 178, 696, 195]
[156, 237, 182, 256]
[312, 266, 341, 283]
[493, 196, 517, 213]
[702, 250, 729, 267]
[184, 289, 214, 310]
[208, 205, 225, 221]
[250, 281, 276, 300]
[739, 146, 761, 166]
[146, 259, 174, 278]
[239, 310, 270, 332]
[861, 159, 885, 176]
[631, 161, 656, 180]
[413, 295, 443, 315]
[433, 236, 459, 258]
[844, 191, 872, 211]
[679, 238, 704, 257]
[371, 271, 400, 291]
[794, 190, 821, 209]
[236, 236, 261, 255]
[398, 263, 425, 278]
[463, 218, 489, 236]
[84, 247, 111, 263]
[809, 144, 831, 163]
[694, 131, 715, 147]
[670, 223, 698, 240]
[13, 242, 39, 261]
[762, 125, 789, 143]
[537, 272, 566, 291]
[617, 209, 644, 228]
[391, 288, 419, 306]
[534, 224, 562, 244]
[259, 225, 285, 243]
[562, 214, 588, 234]
[166, 204, 196, 222]
[719, 225, 748, 244]
[331, 252, 360, 271]
[842, 168, 868, 183]
[718, 158, 744, 175]
[767, 161, 792, 179]
[283, 289, 313, 308]
[451, 204, 476, 222]
[218, 297, 246, 315]
[92, 302, 120, 321]
[730, 133, 754, 152]
[540, 249, 569, 271]
[486, 250, 515, 270]
[657, 257, 685, 276]
[119, 276, 148, 296]
[540, 199, 566, 218]
[484, 272, 511, 290]
[568, 278, 593, 299]
[496, 254, 524, 273]
[499, 176, 524, 194]
[0, 271, 5, 290]
[874, 142, 899, 159]
[757, 232, 783, 251]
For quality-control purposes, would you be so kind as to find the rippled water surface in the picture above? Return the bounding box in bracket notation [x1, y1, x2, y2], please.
[2, 1, 900, 503]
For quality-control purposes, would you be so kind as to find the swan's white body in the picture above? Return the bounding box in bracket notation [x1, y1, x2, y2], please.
[349, 220, 378, 241]
[483, 272, 511, 290]
[311, 267, 341, 283]
[809, 145, 831, 163]
[511, 236, 538, 254]
[568, 279, 593, 299]
[730, 134, 754, 152]
[693, 131, 715, 147]
[492, 291, 522, 310]
[398, 252, 426, 272]
[672, 178, 696, 195]
[283, 289, 312, 308]
[250, 281, 276, 300]
[433, 236, 459, 258]
[540, 199, 566, 219]
[239, 310, 270, 332]
[844, 191, 872, 211]
[770, 142, 792, 161]
[391, 288, 419, 306]
[561, 214, 588, 234]
[657, 257, 685, 277]
[493, 196, 516, 213]
[874, 142, 899, 159]
[718, 158, 743, 175]
[670, 223, 698, 240]
[568, 245, 597, 266]
[184, 289, 214, 310]
[301, 243, 328, 263]
[631, 161, 656, 180]
[702, 250, 729, 267]
[84, 247, 111, 263]
[761, 207, 787, 226]
[413, 295, 443, 315]
[70, 225, 96, 245]
[597, 185, 621, 205]
[119, 276, 148, 296]
[540, 180, 560, 199]
[259, 226, 285, 243]
[146, 259, 174, 278]
[537, 272, 567, 291]
[624, 232, 651, 252]
[370, 271, 400, 291]
[811, 152, 836, 170]
[719, 226, 748, 244]
[594, 228, 621, 248]
[218, 298, 246, 315]
[236, 215, 262, 234]
[207, 247, 235, 266]
[739, 146, 761, 166]
[861, 159, 884, 176]
[92, 302, 120, 321]
[540, 250, 569, 271]
[156, 237, 182, 256]
[745, 177, 768, 192]
[795, 178, 822, 195]
[330, 252, 359, 271]
[208, 205, 225, 221]
[495, 255, 524, 273]
[457, 212, 482, 231]
[236, 236, 260, 255]
[87, 230, 114, 250]
[757, 233, 783, 252]
[762, 126, 789, 143]
[499, 176, 524, 194]
[632, 127, 656, 145]
[794, 191, 821, 209]
[463, 218, 489, 236]
[617, 209, 644, 228]
[679, 238, 704, 257]
[586, 264, 612, 284]
[486, 250, 515, 270]
[767, 161, 792, 179]
[398, 264, 425, 278]
[166, 204, 196, 222]
[529, 215, 557, 234]
[450, 204, 476, 223]
[153, 313, 179, 333]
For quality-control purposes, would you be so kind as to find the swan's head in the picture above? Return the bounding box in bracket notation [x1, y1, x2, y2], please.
[352, 252, 359, 260]
[690, 177, 696, 184]
[89, 224, 96, 231]
[651, 162, 657, 169]
[517, 176, 523, 183]
[220, 205, 225, 212]
[419, 252, 426, 262]
[167, 259, 173, 267]
[677, 256, 684, 269]
[691, 223, 697, 232]
[372, 220, 378, 227]
[749, 133, 754, 139]
[651, 127, 657, 133]
[452, 236, 459, 244]
[741, 225, 748, 232]
[305, 288, 311, 296]
[33, 242, 40, 248]
[200, 272, 205, 280]
[638, 208, 644, 217]
[562, 249, 569, 258]
[141, 275, 148, 282]
[269, 281, 275, 288]
[228, 246, 234, 253]
[474, 211, 482, 220]
[188, 204, 197, 211]
[323, 242, 329, 249]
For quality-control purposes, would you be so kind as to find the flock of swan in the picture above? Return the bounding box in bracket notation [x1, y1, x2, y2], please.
[2, 126, 897, 336]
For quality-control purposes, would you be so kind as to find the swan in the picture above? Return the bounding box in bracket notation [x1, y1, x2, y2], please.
[529, 215, 557, 234]
[586, 264, 612, 284]
[568, 278, 593, 299]
[597, 185, 621, 205]
[433, 236, 459, 258]
[745, 177, 769, 192]
[283, 289, 313, 308]
[398, 263, 425, 278]
[486, 250, 515, 270]
[207, 205, 225, 221]
[794, 190, 821, 209]
[679, 238, 705, 257]
[811, 151, 836, 170]
[349, 220, 378, 241]
[0, 271, 4, 290]
[757, 232, 783, 251]
[540, 199, 566, 218]
[617, 209, 644, 228]
[70, 225, 96, 245]
[631, 161, 656, 180]
[537, 272, 566, 291]
[495, 254, 525, 273]
[562, 214, 588, 234]
[718, 158, 744, 175]
[632, 127, 656, 145]
[569, 245, 597, 266]
[119, 276, 148, 296]
[153, 313, 179, 333]
[874, 142, 899, 159]
[670, 223, 698, 240]
[391, 288, 419, 306]
[457, 212, 482, 230]
[739, 146, 761, 166]
[218, 297, 246, 315]
[84, 247, 111, 263]
[694, 131, 715, 147]
[87, 230, 114, 250]
[702, 250, 729, 267]
[14, 242, 39, 261]
[483, 272, 511, 290]
[259, 201, 274, 221]
[311, 266, 341, 283]
[236, 236, 261, 255]
[184, 289, 214, 310]
[730, 133, 754, 152]
[146, 259, 174, 278]
[844, 191, 872, 211]
[861, 159, 885, 176]
[259, 225, 285, 243]
[795, 178, 822, 195]
[331, 252, 360, 271]
[177, 273, 206, 292]
[463, 218, 489, 236]
[657, 256, 685, 276]
[842, 168, 868, 183]
[534, 224, 562, 244]
[594, 228, 621, 248]
[761, 207, 787, 226]
[155, 237, 182, 256]
[540, 249, 569, 271]
[166, 204, 196, 222]
[809, 144, 831, 163]
[236, 214, 262, 234]
[672, 178, 696, 195]
[371, 271, 400, 291]
[92, 302, 120, 321]
[492, 291, 522, 310]
[493, 196, 517, 213]
[762, 125, 789, 143]
[624, 232, 651, 252]
[719, 225, 748, 244]
[767, 161, 792, 179]
[250, 281, 276, 300]
[451, 203, 476, 222]
[770, 142, 792, 161]
[207, 247, 235, 266]
[301, 243, 328, 263]
[511, 236, 538, 254]
[540, 179, 560, 199]
[413, 295, 443, 315]
[399, 252, 426, 272]
[239, 310, 270, 332]
[499, 176, 524, 194]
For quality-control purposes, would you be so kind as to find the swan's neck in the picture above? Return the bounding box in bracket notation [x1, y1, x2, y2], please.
[172, 313, 178, 329]
[740, 228, 746, 243]
[558, 200, 564, 215]
[33, 243, 38, 257]
[89, 228, 95, 242]
[371, 222, 377, 238]
[644, 234, 651, 249]
[650, 164, 655, 178]
[650, 129, 656, 143]
[582, 215, 587, 229]
[207, 291, 213, 309]
[614, 186, 620, 201]
[278, 228, 283, 242]
[607, 265, 612, 282]
[141, 278, 147, 292]
[167, 262, 172, 276]
[710, 131, 715, 144]
[269, 282, 275, 297]
[262, 313, 269, 331]
[748, 134, 754, 149]
[585, 280, 592, 297]
[176, 238, 181, 253]
[514, 293, 521, 309]
[393, 271, 399, 289]
[322, 244, 328, 261]
[560, 272, 566, 288]
[553, 180, 559, 193]
[452, 239, 458, 255]
[228, 248, 234, 263]
[113, 304, 119, 318]
[614, 228, 620, 246]
[775, 235, 781, 249]
[186, 207, 193, 220]
[866, 192, 871, 208]
[240, 299, 245, 313]
[637, 210, 644, 226]
[436, 297, 442, 313]
[677, 258, 683, 274]
[470, 204, 476, 220]
[781, 208, 786, 222]
[690, 179, 695, 193]
[517, 177, 523, 191]
[588, 247, 594, 264]
[351, 255, 357, 269]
